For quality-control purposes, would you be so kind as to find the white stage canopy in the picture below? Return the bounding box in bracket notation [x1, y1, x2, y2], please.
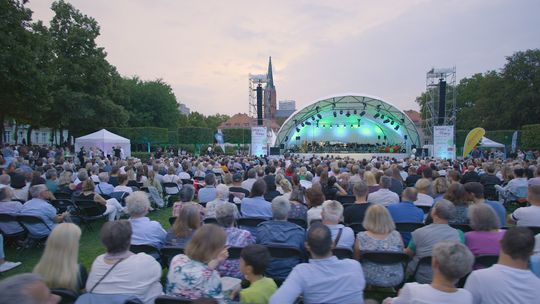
[479, 136, 505, 148]
[75, 129, 131, 157]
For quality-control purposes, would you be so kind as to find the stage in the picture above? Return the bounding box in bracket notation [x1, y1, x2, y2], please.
[290, 153, 409, 160]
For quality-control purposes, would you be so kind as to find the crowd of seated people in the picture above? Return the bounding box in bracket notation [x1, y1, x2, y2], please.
[1, 144, 540, 303]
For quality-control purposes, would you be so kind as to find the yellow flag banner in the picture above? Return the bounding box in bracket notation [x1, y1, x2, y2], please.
[463, 127, 485, 158]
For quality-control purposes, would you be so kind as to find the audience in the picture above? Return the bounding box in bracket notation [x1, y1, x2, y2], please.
[198, 173, 217, 203]
[432, 176, 450, 202]
[465, 227, 540, 303]
[406, 200, 463, 283]
[464, 182, 506, 227]
[33, 223, 87, 293]
[235, 244, 277, 304]
[228, 172, 250, 203]
[384, 241, 474, 304]
[414, 178, 434, 207]
[19, 185, 69, 237]
[364, 171, 380, 193]
[86, 220, 162, 304]
[166, 224, 228, 300]
[241, 179, 272, 218]
[76, 179, 125, 221]
[367, 176, 399, 206]
[0, 186, 24, 236]
[321, 200, 355, 249]
[172, 184, 204, 217]
[288, 188, 308, 220]
[305, 187, 325, 225]
[167, 204, 201, 247]
[242, 168, 258, 192]
[215, 203, 255, 279]
[126, 191, 166, 249]
[205, 184, 240, 219]
[95, 172, 114, 195]
[387, 187, 424, 245]
[256, 196, 305, 280]
[355, 205, 405, 287]
[270, 223, 365, 304]
[465, 203, 505, 257]
[344, 181, 372, 224]
[0, 273, 61, 304]
[508, 178, 540, 226]
[444, 182, 470, 225]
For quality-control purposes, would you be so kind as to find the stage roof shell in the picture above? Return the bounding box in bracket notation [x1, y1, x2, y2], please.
[275, 93, 421, 152]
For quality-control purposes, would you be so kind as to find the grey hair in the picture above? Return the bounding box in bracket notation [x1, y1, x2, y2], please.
[179, 184, 195, 202]
[272, 196, 291, 220]
[215, 203, 236, 227]
[0, 174, 10, 185]
[215, 184, 229, 200]
[45, 169, 57, 180]
[29, 184, 48, 199]
[402, 187, 418, 202]
[0, 273, 45, 304]
[305, 171, 313, 181]
[322, 200, 343, 223]
[379, 176, 392, 189]
[433, 241, 474, 281]
[125, 191, 150, 217]
[247, 168, 257, 179]
[432, 199, 456, 220]
[76, 169, 88, 181]
[468, 203, 500, 231]
[98, 172, 109, 182]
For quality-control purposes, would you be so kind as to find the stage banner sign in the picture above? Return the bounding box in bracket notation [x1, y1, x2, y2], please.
[463, 127, 485, 158]
[251, 127, 268, 156]
[433, 126, 455, 160]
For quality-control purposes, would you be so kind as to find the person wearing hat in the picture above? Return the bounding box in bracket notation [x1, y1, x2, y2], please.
[228, 172, 250, 204]
[508, 178, 540, 227]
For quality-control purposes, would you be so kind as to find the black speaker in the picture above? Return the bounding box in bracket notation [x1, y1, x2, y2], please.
[270, 147, 280, 155]
[438, 79, 446, 125]
[256, 84, 263, 126]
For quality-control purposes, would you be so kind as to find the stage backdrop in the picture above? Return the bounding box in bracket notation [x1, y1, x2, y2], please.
[433, 126, 455, 160]
[251, 126, 267, 157]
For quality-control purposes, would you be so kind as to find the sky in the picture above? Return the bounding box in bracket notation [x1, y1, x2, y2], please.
[28, 0, 540, 116]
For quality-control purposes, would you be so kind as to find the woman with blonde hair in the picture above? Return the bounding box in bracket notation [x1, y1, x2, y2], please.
[355, 204, 404, 287]
[166, 204, 201, 247]
[279, 178, 293, 200]
[414, 178, 434, 207]
[432, 177, 450, 202]
[166, 224, 229, 300]
[363, 171, 380, 193]
[33, 223, 86, 292]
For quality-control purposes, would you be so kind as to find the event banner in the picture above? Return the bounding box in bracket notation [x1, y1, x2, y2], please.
[463, 127, 486, 158]
[251, 126, 268, 156]
[433, 126, 455, 160]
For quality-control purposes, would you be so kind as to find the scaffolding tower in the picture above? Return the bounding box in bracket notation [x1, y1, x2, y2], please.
[423, 67, 457, 144]
[248, 74, 267, 118]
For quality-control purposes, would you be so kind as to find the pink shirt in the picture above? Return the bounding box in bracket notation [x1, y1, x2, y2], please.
[465, 230, 506, 256]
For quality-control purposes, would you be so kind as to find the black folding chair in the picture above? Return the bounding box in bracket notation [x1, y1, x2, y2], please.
[417, 205, 432, 214]
[154, 295, 194, 304]
[287, 218, 307, 229]
[265, 243, 304, 283]
[72, 200, 107, 231]
[395, 222, 425, 233]
[412, 256, 432, 283]
[475, 255, 499, 268]
[15, 214, 51, 251]
[203, 217, 218, 224]
[53, 192, 72, 200]
[348, 222, 366, 235]
[333, 247, 354, 259]
[160, 246, 185, 267]
[359, 251, 410, 288]
[526, 226, 540, 235]
[181, 179, 194, 185]
[227, 246, 243, 260]
[51, 288, 79, 304]
[449, 224, 472, 232]
[237, 217, 267, 229]
[130, 244, 161, 260]
[162, 182, 181, 196]
[0, 213, 26, 239]
[51, 199, 75, 213]
[336, 195, 356, 205]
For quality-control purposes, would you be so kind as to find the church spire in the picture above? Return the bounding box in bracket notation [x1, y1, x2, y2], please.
[266, 56, 274, 88]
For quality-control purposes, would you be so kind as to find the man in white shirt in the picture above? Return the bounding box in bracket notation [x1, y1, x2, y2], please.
[367, 176, 399, 206]
[321, 200, 355, 249]
[508, 178, 540, 227]
[241, 168, 258, 192]
[464, 227, 540, 304]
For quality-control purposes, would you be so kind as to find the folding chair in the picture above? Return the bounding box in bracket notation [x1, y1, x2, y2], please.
[359, 250, 410, 288]
[51, 288, 79, 304]
[287, 218, 307, 229]
[203, 217, 218, 224]
[237, 217, 267, 235]
[526, 226, 540, 235]
[53, 192, 72, 200]
[160, 246, 185, 267]
[333, 247, 354, 259]
[475, 254, 499, 268]
[227, 246, 243, 259]
[411, 256, 432, 283]
[417, 205, 432, 214]
[154, 295, 193, 304]
[265, 243, 304, 284]
[348, 222, 366, 235]
[15, 214, 51, 251]
[162, 182, 181, 196]
[72, 199, 107, 231]
[395, 222, 425, 233]
[130, 244, 161, 260]
[0, 213, 27, 244]
[51, 199, 76, 213]
[449, 224, 472, 232]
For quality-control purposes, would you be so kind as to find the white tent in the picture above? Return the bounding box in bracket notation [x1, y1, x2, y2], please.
[478, 136, 505, 148]
[75, 129, 131, 158]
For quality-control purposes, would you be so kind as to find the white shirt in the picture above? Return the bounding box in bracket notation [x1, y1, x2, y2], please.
[367, 188, 400, 206]
[388, 282, 472, 304]
[300, 180, 313, 189]
[178, 172, 191, 180]
[511, 205, 540, 227]
[241, 178, 257, 192]
[86, 253, 163, 304]
[464, 264, 540, 304]
[414, 193, 435, 207]
[307, 206, 323, 226]
[113, 185, 133, 193]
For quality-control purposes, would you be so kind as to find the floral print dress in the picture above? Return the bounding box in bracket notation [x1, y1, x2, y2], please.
[357, 230, 404, 287]
[166, 254, 223, 300]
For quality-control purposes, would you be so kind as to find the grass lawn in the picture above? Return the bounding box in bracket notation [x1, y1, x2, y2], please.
[1, 206, 395, 301]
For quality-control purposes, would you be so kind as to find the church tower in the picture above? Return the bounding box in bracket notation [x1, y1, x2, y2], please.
[263, 56, 277, 122]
